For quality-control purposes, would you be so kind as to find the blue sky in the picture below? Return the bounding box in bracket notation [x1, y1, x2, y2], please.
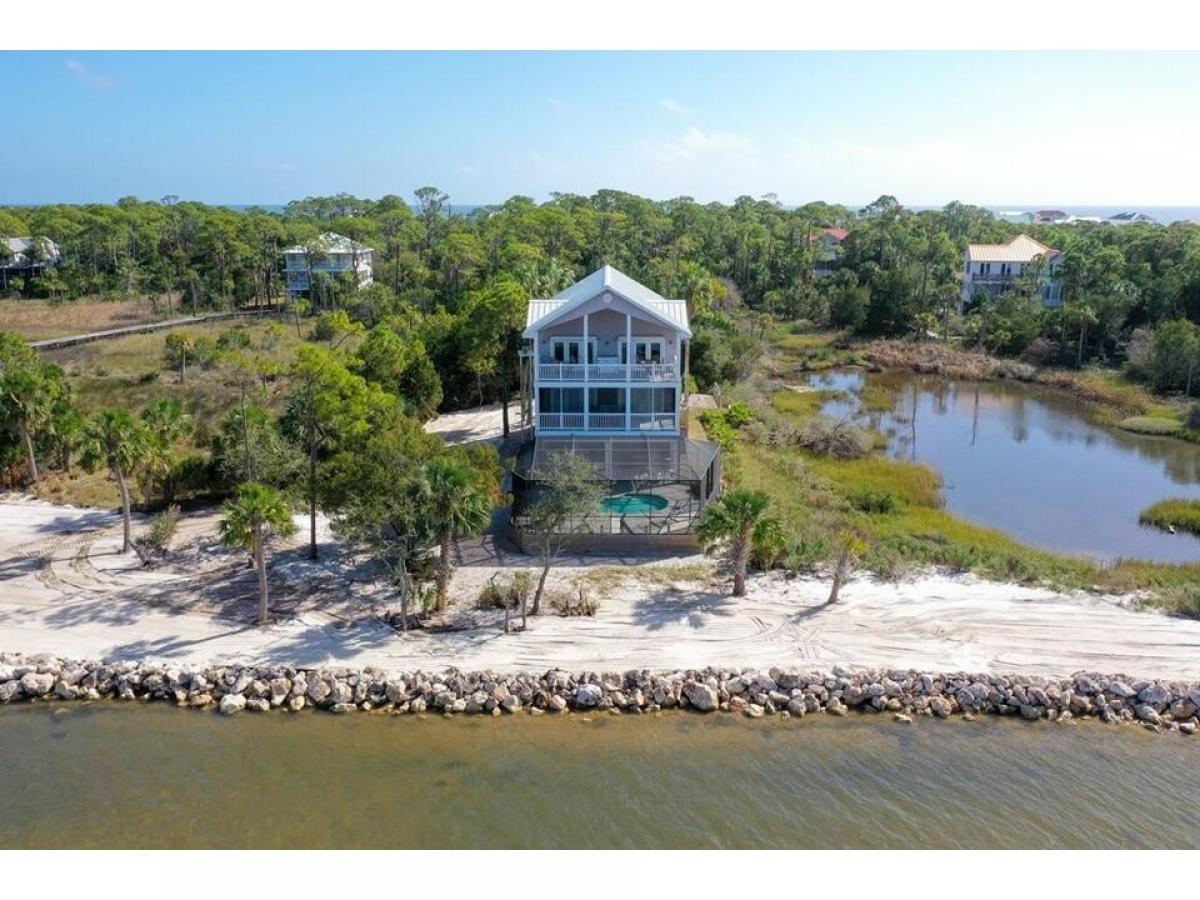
[4, 51, 1200, 206]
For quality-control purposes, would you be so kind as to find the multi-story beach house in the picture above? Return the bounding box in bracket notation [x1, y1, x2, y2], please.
[508, 265, 721, 550]
[960, 233, 1064, 309]
[282, 232, 373, 298]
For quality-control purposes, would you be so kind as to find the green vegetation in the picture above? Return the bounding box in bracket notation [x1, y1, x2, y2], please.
[1139, 498, 1200, 536]
[218, 483, 298, 626]
[703, 329, 1200, 613]
[1118, 416, 1182, 436]
[695, 488, 779, 596]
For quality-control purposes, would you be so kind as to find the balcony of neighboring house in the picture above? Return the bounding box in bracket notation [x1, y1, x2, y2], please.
[536, 385, 678, 433]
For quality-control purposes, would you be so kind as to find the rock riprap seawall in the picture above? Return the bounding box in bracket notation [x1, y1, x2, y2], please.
[1, 653, 1198, 735]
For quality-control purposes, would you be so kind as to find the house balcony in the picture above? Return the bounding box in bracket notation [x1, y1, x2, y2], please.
[537, 362, 677, 383]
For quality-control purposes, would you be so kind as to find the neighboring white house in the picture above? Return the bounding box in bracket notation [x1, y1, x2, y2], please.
[282, 232, 373, 297]
[523, 265, 690, 436]
[961, 234, 1064, 309]
[1, 236, 60, 280]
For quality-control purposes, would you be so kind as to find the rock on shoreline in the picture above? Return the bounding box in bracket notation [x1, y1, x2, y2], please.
[1, 653, 1197, 736]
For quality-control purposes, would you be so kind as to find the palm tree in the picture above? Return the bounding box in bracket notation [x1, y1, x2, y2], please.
[695, 488, 777, 597]
[141, 397, 192, 505]
[78, 409, 152, 553]
[219, 482, 296, 626]
[423, 457, 493, 611]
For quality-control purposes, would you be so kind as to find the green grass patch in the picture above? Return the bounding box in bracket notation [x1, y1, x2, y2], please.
[1117, 416, 1182, 437]
[1139, 498, 1200, 535]
[771, 388, 826, 420]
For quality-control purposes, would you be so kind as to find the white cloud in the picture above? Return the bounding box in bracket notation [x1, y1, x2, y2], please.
[658, 97, 686, 115]
[459, 164, 480, 177]
[64, 59, 114, 91]
[638, 127, 758, 164]
[547, 97, 570, 114]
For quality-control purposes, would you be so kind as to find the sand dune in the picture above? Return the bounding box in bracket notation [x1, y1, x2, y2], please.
[2, 499, 1200, 679]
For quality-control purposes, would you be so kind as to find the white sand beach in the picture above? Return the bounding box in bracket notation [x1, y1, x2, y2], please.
[2, 499, 1199, 678]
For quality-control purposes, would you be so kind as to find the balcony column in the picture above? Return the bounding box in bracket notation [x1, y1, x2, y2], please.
[626, 311, 632, 431]
[532, 333, 540, 429]
[582, 313, 589, 430]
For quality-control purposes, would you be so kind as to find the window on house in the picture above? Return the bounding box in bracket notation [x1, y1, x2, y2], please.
[539, 388, 584, 413]
[621, 338, 665, 364]
[588, 387, 625, 413]
[631, 387, 676, 413]
[550, 338, 594, 364]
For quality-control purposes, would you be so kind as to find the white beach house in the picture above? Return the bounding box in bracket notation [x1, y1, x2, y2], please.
[524, 264, 690, 435]
[960, 233, 1064, 309]
[509, 265, 721, 551]
[282, 232, 373, 298]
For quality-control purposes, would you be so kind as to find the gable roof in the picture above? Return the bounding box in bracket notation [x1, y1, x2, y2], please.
[966, 233, 1061, 264]
[523, 265, 691, 338]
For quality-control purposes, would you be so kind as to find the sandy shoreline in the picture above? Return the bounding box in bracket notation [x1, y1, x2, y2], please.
[3, 499, 1200, 679]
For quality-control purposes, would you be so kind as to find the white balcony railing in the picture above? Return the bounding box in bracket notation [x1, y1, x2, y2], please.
[537, 413, 585, 431]
[588, 413, 627, 430]
[631, 413, 677, 431]
[538, 363, 586, 381]
[537, 362, 677, 382]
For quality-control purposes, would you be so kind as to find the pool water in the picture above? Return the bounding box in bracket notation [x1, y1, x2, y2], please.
[601, 493, 668, 514]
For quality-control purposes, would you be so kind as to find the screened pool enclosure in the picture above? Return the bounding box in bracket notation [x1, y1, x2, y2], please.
[509, 436, 721, 541]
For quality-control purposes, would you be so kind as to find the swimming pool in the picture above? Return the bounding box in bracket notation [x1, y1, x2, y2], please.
[600, 493, 668, 515]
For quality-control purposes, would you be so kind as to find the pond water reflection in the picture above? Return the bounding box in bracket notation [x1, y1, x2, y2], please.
[807, 369, 1200, 563]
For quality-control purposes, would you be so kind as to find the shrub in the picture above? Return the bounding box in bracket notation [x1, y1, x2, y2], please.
[1186, 403, 1200, 430]
[698, 409, 739, 449]
[781, 532, 833, 574]
[216, 326, 252, 351]
[476, 571, 533, 610]
[724, 401, 753, 428]
[132, 504, 181, 564]
[549, 587, 598, 617]
[797, 416, 871, 459]
[850, 488, 899, 514]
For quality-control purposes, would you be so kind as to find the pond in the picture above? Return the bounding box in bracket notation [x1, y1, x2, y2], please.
[805, 369, 1200, 563]
[2, 704, 1198, 849]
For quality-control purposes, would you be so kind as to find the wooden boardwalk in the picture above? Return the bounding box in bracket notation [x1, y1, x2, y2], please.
[29, 307, 282, 351]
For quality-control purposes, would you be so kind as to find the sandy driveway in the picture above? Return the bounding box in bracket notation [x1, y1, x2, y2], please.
[3, 499, 1200, 678]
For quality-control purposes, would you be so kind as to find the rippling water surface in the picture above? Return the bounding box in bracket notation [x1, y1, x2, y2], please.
[2, 705, 1198, 848]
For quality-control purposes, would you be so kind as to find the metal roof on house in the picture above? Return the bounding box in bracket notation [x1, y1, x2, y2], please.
[966, 234, 1061, 264]
[282, 232, 372, 254]
[2, 237, 60, 265]
[515, 435, 718, 482]
[523, 265, 691, 337]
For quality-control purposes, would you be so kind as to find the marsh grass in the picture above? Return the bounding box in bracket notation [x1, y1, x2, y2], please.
[1139, 498, 1200, 535]
[733, 335, 1200, 596]
[1118, 416, 1182, 437]
[0, 296, 176, 341]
